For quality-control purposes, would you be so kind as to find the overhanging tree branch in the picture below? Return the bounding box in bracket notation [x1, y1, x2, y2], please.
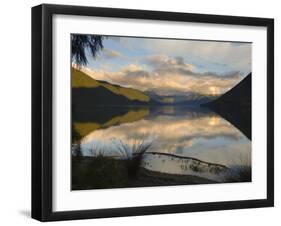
[71, 34, 104, 67]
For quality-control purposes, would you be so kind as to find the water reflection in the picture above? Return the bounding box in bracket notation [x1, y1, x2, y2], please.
[72, 106, 251, 186]
[141, 153, 228, 182]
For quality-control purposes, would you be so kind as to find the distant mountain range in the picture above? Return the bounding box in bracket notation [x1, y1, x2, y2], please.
[204, 73, 252, 139]
[145, 91, 218, 105]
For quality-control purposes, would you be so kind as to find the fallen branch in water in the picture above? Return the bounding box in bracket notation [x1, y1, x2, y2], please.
[145, 152, 229, 169]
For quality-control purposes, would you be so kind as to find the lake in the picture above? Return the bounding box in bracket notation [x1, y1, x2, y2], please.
[72, 106, 251, 190]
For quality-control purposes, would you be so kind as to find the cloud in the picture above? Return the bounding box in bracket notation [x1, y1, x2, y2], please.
[118, 37, 251, 73]
[100, 48, 125, 59]
[82, 54, 244, 96]
[144, 39, 252, 72]
[145, 54, 194, 70]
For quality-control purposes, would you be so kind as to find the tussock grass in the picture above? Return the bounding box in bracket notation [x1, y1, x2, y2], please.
[116, 138, 153, 159]
[72, 137, 154, 189]
[115, 137, 153, 178]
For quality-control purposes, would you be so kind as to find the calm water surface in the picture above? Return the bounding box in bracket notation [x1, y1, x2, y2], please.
[72, 106, 251, 182]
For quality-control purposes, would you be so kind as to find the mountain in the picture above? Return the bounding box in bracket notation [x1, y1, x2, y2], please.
[204, 73, 252, 139]
[73, 68, 150, 101]
[145, 91, 218, 105]
[206, 73, 251, 107]
[72, 68, 153, 108]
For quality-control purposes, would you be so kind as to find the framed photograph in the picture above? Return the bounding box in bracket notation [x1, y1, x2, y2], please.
[32, 4, 274, 221]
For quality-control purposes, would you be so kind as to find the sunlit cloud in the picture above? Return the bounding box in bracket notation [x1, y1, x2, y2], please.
[82, 54, 243, 96]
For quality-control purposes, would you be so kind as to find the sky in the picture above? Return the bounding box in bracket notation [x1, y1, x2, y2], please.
[79, 35, 251, 96]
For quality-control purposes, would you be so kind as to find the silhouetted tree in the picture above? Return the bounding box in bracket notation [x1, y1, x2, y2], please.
[71, 34, 104, 67]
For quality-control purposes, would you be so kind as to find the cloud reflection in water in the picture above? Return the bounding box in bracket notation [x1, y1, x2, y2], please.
[78, 107, 251, 167]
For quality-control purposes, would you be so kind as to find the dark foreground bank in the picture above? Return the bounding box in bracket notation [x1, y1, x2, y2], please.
[72, 156, 251, 190]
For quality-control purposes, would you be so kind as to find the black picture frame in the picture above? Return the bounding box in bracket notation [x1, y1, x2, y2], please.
[32, 4, 274, 222]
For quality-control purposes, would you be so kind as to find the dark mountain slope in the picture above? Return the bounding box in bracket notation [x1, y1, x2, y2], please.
[72, 68, 158, 109]
[204, 73, 252, 139]
[208, 74, 251, 106]
[72, 86, 148, 108]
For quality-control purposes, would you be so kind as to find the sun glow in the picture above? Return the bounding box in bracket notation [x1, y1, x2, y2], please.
[209, 86, 219, 95]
